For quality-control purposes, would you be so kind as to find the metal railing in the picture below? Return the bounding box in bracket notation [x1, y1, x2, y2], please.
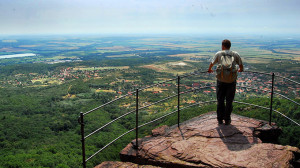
[78, 70, 300, 167]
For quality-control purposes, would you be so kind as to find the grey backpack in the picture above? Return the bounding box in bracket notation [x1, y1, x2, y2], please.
[216, 51, 237, 83]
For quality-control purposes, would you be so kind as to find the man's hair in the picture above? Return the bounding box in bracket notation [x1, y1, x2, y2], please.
[222, 39, 231, 49]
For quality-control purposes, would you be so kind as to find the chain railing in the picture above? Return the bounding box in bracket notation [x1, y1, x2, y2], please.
[78, 70, 300, 168]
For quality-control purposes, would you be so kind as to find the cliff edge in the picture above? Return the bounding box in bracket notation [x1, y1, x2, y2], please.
[119, 112, 300, 168]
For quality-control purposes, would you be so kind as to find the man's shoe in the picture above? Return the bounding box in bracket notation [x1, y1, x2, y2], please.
[225, 120, 231, 125]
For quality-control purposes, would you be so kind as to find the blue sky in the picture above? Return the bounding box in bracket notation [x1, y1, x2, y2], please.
[0, 0, 299, 35]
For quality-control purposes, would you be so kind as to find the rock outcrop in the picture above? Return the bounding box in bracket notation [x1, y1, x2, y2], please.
[120, 112, 300, 168]
[95, 161, 159, 168]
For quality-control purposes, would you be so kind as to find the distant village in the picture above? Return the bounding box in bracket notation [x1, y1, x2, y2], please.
[1, 66, 299, 99]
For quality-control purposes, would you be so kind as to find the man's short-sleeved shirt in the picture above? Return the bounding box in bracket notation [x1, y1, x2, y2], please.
[211, 50, 242, 66]
[211, 50, 243, 83]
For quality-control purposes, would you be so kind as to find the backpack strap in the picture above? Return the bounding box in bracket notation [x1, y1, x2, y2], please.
[221, 65, 224, 79]
[228, 51, 233, 79]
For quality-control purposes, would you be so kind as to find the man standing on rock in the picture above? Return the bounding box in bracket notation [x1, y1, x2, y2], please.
[208, 39, 243, 125]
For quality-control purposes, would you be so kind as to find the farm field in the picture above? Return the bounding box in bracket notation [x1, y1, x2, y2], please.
[0, 35, 299, 71]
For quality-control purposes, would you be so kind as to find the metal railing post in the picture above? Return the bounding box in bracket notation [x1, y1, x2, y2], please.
[80, 112, 86, 168]
[269, 73, 275, 125]
[177, 75, 180, 127]
[135, 89, 139, 149]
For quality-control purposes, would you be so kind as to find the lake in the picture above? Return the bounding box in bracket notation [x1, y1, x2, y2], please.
[0, 53, 37, 59]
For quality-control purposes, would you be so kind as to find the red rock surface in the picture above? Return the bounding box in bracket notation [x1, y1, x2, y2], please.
[120, 112, 300, 168]
[95, 161, 159, 168]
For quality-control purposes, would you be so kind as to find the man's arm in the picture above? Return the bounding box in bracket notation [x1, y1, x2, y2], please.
[235, 52, 243, 72]
[208, 62, 214, 73]
[208, 53, 219, 73]
[238, 64, 243, 72]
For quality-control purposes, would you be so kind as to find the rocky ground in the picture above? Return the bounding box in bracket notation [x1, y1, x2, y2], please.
[95, 161, 160, 168]
[96, 112, 300, 168]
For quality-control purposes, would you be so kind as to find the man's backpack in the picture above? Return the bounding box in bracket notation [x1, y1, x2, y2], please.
[216, 51, 237, 83]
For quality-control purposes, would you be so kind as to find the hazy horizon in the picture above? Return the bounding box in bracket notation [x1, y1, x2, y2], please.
[1, 0, 300, 36]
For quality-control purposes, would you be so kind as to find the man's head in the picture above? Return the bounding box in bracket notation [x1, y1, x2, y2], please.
[222, 39, 231, 50]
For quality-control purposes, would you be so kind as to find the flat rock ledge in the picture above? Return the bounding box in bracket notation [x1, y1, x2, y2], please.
[120, 112, 300, 168]
[95, 161, 160, 168]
